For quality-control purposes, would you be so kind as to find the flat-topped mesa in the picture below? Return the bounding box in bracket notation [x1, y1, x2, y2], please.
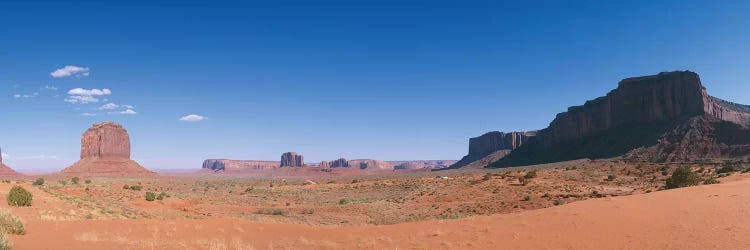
[280, 152, 304, 167]
[202, 159, 279, 172]
[449, 131, 536, 169]
[62, 122, 154, 176]
[544, 71, 707, 145]
[319, 161, 330, 168]
[488, 70, 750, 167]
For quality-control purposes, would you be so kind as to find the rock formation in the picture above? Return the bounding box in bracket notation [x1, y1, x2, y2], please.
[61, 122, 154, 176]
[202, 159, 279, 172]
[450, 131, 536, 169]
[347, 159, 393, 170]
[0, 146, 21, 177]
[391, 160, 457, 170]
[329, 158, 349, 168]
[280, 152, 304, 167]
[319, 161, 330, 168]
[479, 71, 750, 168]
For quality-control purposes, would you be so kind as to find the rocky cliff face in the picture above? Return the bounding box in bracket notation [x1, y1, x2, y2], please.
[280, 152, 304, 167]
[202, 159, 279, 172]
[62, 122, 154, 176]
[319, 161, 330, 168]
[450, 131, 536, 169]
[329, 158, 349, 168]
[485, 71, 750, 168]
[80, 122, 131, 159]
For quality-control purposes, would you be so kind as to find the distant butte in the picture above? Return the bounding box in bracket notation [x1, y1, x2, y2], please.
[0, 146, 22, 177]
[61, 122, 155, 176]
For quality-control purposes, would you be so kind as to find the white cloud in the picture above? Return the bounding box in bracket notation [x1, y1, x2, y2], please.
[42, 85, 58, 91]
[65, 95, 99, 103]
[68, 88, 111, 96]
[13, 92, 38, 98]
[179, 114, 206, 122]
[98, 103, 119, 110]
[81, 113, 97, 116]
[65, 88, 112, 104]
[51, 65, 90, 78]
[116, 109, 137, 115]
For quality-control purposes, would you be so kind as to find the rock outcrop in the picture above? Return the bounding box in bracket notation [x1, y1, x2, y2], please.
[450, 131, 536, 169]
[329, 158, 349, 168]
[319, 161, 330, 168]
[391, 160, 457, 170]
[0, 146, 21, 177]
[280, 152, 304, 167]
[347, 159, 393, 170]
[61, 122, 154, 176]
[202, 159, 279, 172]
[483, 71, 750, 168]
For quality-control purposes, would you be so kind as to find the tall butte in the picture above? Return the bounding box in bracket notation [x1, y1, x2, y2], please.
[61, 122, 155, 176]
[0, 146, 22, 177]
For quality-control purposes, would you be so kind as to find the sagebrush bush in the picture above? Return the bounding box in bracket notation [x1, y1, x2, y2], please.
[0, 210, 25, 235]
[123, 185, 130, 189]
[0, 232, 10, 250]
[145, 192, 156, 201]
[71, 177, 80, 185]
[32, 178, 44, 186]
[665, 166, 701, 189]
[7, 186, 32, 207]
[524, 170, 537, 179]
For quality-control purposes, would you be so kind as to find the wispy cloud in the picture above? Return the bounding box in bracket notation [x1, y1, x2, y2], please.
[42, 85, 58, 91]
[98, 103, 119, 110]
[179, 114, 206, 122]
[81, 113, 97, 116]
[51, 65, 90, 78]
[13, 92, 38, 98]
[65, 88, 112, 104]
[111, 109, 137, 115]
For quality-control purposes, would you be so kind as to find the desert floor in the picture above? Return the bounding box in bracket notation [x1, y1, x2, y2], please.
[2, 161, 748, 249]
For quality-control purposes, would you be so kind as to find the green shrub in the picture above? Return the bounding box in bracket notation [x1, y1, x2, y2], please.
[703, 178, 721, 185]
[123, 185, 130, 190]
[7, 186, 32, 207]
[0, 232, 10, 250]
[145, 192, 156, 201]
[32, 178, 44, 186]
[271, 209, 288, 216]
[0, 210, 25, 235]
[523, 195, 531, 201]
[717, 165, 735, 174]
[58, 180, 67, 185]
[607, 175, 616, 181]
[351, 179, 359, 184]
[301, 208, 315, 214]
[156, 192, 168, 200]
[518, 176, 529, 186]
[339, 198, 349, 205]
[85, 179, 92, 184]
[524, 170, 537, 179]
[553, 200, 564, 206]
[129, 185, 143, 191]
[71, 177, 80, 185]
[665, 166, 701, 189]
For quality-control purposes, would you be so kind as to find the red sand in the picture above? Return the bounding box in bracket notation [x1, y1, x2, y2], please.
[10, 175, 750, 249]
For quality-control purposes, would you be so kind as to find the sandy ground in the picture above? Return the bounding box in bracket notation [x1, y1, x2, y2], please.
[8, 174, 750, 249]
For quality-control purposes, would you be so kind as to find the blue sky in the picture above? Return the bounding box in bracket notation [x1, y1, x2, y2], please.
[1, 0, 749, 171]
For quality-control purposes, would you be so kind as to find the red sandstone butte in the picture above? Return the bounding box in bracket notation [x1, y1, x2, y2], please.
[61, 122, 155, 176]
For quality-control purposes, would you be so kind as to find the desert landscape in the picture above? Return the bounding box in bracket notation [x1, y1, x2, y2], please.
[3, 1, 750, 249]
[0, 70, 748, 249]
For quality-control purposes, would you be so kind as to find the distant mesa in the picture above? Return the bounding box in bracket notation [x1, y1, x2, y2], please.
[319, 161, 330, 168]
[451, 71, 750, 169]
[280, 152, 305, 167]
[450, 131, 536, 169]
[329, 158, 349, 168]
[202, 159, 279, 172]
[61, 122, 155, 176]
[0, 146, 22, 177]
[391, 160, 457, 170]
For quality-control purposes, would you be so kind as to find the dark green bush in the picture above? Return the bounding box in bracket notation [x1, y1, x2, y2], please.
[665, 166, 701, 189]
[145, 192, 156, 201]
[717, 165, 735, 174]
[71, 177, 80, 185]
[32, 178, 44, 186]
[85, 179, 92, 184]
[7, 186, 32, 207]
[607, 175, 616, 181]
[123, 185, 130, 189]
[156, 192, 168, 200]
[524, 170, 537, 179]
